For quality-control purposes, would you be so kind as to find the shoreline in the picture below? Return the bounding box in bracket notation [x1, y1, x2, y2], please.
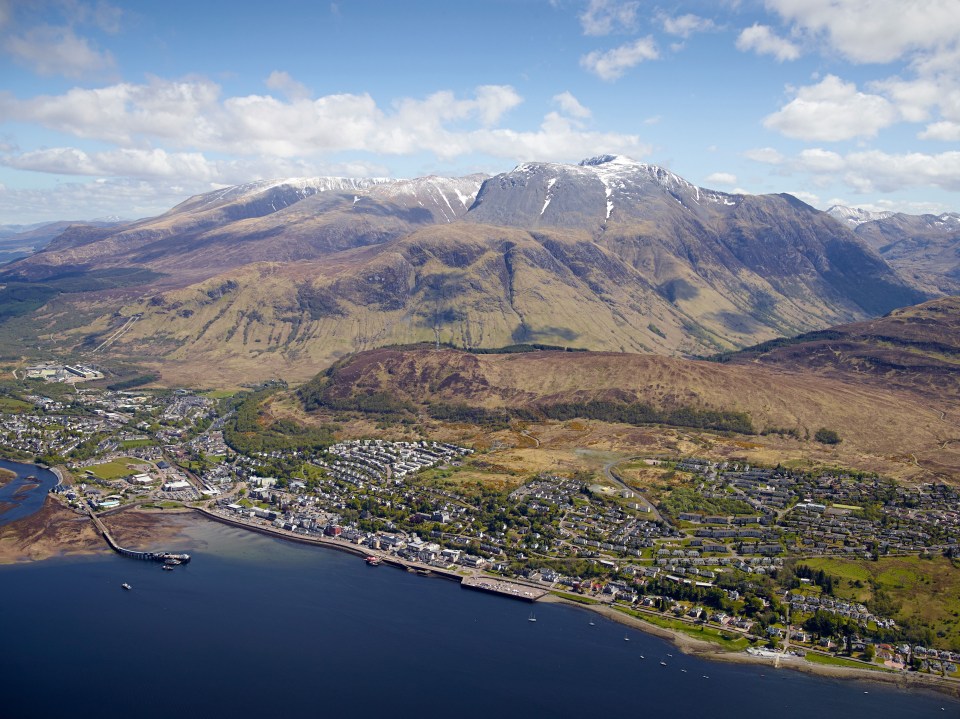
[543, 594, 960, 700]
[4, 501, 959, 700]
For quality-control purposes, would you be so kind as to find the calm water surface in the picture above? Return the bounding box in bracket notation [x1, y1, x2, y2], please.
[0, 459, 59, 526]
[1, 516, 956, 719]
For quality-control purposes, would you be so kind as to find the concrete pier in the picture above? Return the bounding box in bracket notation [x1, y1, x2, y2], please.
[87, 507, 190, 564]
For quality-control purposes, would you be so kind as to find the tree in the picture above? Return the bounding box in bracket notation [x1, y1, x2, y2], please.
[814, 428, 841, 445]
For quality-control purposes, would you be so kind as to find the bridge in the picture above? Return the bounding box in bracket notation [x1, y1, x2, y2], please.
[87, 507, 191, 564]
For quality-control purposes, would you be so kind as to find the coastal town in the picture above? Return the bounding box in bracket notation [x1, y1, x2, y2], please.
[1, 376, 959, 682]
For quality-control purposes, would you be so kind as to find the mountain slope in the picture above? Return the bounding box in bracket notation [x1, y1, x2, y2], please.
[0, 158, 931, 385]
[828, 205, 960, 295]
[719, 296, 960, 400]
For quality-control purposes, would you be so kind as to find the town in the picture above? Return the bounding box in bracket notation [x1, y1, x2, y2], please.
[1, 376, 958, 680]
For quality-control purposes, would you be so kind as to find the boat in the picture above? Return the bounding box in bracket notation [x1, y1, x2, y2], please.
[639, 655, 645, 659]
[416, 568, 431, 576]
[624, 634, 630, 642]
[660, 661, 667, 666]
[121, 583, 132, 590]
[162, 565, 174, 571]
[588, 621, 595, 626]
[528, 612, 537, 623]
[365, 555, 381, 566]
[164, 558, 181, 566]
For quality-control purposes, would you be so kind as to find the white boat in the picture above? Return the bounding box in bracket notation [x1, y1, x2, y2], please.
[624, 634, 630, 642]
[528, 612, 537, 623]
[121, 583, 132, 590]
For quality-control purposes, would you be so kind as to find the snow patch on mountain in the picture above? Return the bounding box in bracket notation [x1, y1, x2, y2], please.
[827, 205, 896, 226]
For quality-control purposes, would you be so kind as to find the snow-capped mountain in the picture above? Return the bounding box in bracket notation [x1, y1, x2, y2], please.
[0, 156, 930, 384]
[826, 205, 896, 227]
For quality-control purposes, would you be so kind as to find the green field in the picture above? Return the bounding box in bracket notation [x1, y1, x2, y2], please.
[803, 555, 960, 651]
[120, 439, 155, 449]
[0, 396, 33, 412]
[613, 606, 751, 651]
[803, 651, 891, 672]
[86, 457, 151, 480]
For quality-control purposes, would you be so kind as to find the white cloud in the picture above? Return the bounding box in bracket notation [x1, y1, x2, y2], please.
[766, 0, 960, 64]
[735, 24, 800, 62]
[705, 172, 737, 185]
[553, 91, 591, 119]
[763, 75, 898, 140]
[265, 71, 311, 101]
[795, 148, 844, 172]
[0, 80, 529, 158]
[662, 14, 716, 39]
[773, 147, 960, 194]
[0, 79, 648, 184]
[744, 147, 785, 164]
[786, 190, 820, 205]
[579, 0, 638, 36]
[919, 121, 960, 141]
[580, 37, 659, 81]
[4, 24, 114, 77]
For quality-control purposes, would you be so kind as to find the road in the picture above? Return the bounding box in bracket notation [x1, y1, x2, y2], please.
[602, 457, 667, 524]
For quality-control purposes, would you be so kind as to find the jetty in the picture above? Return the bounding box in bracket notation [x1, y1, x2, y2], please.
[461, 576, 548, 602]
[87, 508, 191, 564]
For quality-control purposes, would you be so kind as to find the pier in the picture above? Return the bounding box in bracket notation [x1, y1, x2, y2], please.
[87, 508, 191, 564]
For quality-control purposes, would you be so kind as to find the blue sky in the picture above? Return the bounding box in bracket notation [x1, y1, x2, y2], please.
[1, 0, 959, 224]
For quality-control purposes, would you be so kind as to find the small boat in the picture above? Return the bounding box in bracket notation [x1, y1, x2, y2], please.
[660, 661, 667, 666]
[624, 634, 630, 642]
[121, 583, 132, 590]
[162, 565, 174, 571]
[639, 655, 645, 659]
[416, 568, 431, 576]
[365, 555, 381, 566]
[528, 612, 537, 623]
[589, 621, 595, 626]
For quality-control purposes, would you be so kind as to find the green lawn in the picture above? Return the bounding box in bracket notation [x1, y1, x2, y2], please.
[551, 591, 600, 605]
[803, 652, 892, 672]
[86, 457, 150, 480]
[613, 606, 750, 651]
[120, 439, 155, 449]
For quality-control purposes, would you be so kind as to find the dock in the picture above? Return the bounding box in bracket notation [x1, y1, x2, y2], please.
[461, 576, 548, 602]
[87, 507, 191, 564]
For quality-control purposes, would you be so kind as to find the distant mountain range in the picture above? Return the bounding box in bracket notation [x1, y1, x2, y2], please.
[0, 156, 949, 385]
[827, 205, 960, 295]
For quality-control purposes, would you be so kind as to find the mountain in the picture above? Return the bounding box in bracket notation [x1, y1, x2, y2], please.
[0, 157, 929, 385]
[828, 205, 960, 295]
[0, 219, 124, 265]
[288, 295, 960, 482]
[719, 295, 960, 401]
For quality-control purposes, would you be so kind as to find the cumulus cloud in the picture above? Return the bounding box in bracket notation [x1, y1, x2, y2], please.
[919, 121, 960, 141]
[4, 24, 114, 77]
[662, 14, 716, 39]
[580, 37, 659, 81]
[265, 71, 311, 101]
[766, 0, 960, 64]
[579, 0, 638, 36]
[553, 91, 591, 119]
[0, 79, 648, 183]
[705, 172, 737, 185]
[735, 24, 800, 62]
[759, 147, 960, 195]
[763, 75, 898, 141]
[744, 147, 785, 164]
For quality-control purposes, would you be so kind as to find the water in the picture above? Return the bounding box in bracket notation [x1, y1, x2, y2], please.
[1, 517, 956, 719]
[0, 459, 59, 526]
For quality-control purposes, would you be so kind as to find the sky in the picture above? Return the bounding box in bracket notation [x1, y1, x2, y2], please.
[1, 0, 959, 225]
